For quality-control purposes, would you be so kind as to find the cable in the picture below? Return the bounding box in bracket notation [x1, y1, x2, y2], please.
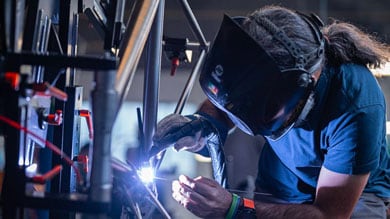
[0, 115, 82, 183]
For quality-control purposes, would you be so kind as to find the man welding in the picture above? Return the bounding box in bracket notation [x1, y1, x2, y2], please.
[152, 5, 390, 218]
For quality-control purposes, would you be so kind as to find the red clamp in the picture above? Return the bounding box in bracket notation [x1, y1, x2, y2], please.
[44, 110, 63, 126]
[32, 82, 68, 101]
[31, 165, 63, 184]
[4, 72, 20, 90]
[79, 109, 93, 140]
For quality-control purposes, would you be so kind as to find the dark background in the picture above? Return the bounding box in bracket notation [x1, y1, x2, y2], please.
[77, 0, 390, 116]
[79, 0, 390, 56]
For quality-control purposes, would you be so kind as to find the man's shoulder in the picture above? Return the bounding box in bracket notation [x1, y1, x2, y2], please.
[326, 63, 384, 110]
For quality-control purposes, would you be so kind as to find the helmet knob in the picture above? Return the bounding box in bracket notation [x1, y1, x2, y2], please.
[298, 73, 313, 87]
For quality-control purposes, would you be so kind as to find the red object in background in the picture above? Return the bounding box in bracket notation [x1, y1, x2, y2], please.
[32, 165, 63, 184]
[0, 115, 82, 182]
[4, 72, 20, 90]
[79, 109, 94, 140]
[170, 57, 180, 76]
[44, 110, 63, 126]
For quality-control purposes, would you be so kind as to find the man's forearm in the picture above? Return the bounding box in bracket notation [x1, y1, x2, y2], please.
[255, 202, 326, 219]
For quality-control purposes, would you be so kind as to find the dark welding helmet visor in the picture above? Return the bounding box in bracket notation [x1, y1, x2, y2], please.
[199, 15, 312, 137]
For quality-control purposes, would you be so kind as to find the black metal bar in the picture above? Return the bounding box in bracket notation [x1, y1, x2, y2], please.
[21, 0, 39, 51]
[51, 87, 83, 193]
[5, 52, 118, 70]
[0, 82, 27, 218]
[103, 0, 117, 51]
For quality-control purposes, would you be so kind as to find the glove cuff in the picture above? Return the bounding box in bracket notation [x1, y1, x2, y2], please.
[190, 112, 229, 145]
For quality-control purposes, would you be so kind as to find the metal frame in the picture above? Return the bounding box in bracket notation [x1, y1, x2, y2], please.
[0, 0, 209, 218]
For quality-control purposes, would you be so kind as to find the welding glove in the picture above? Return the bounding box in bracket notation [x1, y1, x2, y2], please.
[152, 113, 215, 154]
[152, 113, 229, 188]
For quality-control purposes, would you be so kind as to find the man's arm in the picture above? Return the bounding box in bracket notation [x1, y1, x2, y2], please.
[171, 167, 369, 218]
[255, 166, 370, 219]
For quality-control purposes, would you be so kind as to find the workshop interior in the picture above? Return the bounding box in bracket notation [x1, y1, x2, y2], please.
[0, 0, 389, 218]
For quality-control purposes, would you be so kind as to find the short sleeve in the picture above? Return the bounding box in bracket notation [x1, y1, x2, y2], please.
[323, 105, 385, 174]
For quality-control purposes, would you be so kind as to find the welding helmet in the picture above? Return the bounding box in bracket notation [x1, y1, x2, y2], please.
[199, 14, 324, 138]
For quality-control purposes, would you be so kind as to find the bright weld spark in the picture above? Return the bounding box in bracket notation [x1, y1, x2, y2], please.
[138, 166, 155, 184]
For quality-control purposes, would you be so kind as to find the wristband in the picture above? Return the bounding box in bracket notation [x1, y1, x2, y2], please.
[225, 193, 240, 219]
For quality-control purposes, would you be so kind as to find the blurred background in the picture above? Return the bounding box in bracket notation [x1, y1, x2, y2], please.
[71, 0, 390, 218]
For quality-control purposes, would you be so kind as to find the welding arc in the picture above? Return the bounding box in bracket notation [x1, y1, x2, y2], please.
[0, 115, 82, 182]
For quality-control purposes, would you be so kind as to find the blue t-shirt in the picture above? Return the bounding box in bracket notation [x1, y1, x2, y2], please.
[256, 63, 390, 203]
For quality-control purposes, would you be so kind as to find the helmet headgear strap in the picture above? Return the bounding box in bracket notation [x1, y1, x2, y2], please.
[253, 13, 325, 87]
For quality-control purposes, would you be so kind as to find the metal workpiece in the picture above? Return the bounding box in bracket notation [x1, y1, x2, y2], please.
[111, 158, 172, 219]
[90, 69, 118, 204]
[115, 0, 160, 108]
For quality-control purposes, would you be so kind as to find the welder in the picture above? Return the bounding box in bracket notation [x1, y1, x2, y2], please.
[153, 5, 390, 218]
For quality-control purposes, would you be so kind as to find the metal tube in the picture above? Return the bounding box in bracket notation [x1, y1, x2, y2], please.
[69, 13, 79, 86]
[115, 0, 160, 109]
[89, 69, 118, 204]
[177, 0, 208, 48]
[142, 0, 165, 154]
[115, 0, 125, 22]
[174, 49, 207, 114]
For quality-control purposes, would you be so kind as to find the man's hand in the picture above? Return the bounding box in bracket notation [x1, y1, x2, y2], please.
[172, 175, 232, 218]
[151, 114, 214, 156]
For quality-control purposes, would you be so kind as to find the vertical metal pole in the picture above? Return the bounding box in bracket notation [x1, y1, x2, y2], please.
[142, 0, 165, 155]
[89, 69, 118, 217]
[69, 13, 79, 86]
[115, 0, 160, 109]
